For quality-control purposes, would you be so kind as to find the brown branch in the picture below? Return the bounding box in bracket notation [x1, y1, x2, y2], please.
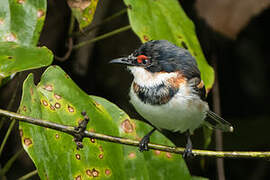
[73, 25, 131, 49]
[212, 55, 225, 180]
[1, 108, 270, 159]
[54, 37, 73, 61]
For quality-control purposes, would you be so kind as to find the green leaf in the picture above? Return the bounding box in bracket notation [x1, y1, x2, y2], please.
[19, 66, 207, 179]
[0, 42, 53, 79]
[0, 0, 46, 46]
[123, 0, 214, 90]
[92, 96, 192, 180]
[19, 66, 125, 179]
[0, 0, 50, 86]
[67, 0, 99, 29]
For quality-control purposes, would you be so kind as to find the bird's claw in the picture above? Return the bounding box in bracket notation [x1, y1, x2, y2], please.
[183, 147, 193, 158]
[139, 136, 150, 152]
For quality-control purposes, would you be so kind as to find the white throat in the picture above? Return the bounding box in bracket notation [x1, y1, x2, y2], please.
[127, 66, 178, 87]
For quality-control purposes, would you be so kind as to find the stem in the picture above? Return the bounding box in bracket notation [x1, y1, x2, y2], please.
[73, 8, 127, 36]
[73, 25, 131, 49]
[212, 55, 225, 180]
[0, 108, 270, 159]
[0, 119, 16, 157]
[54, 14, 75, 61]
[68, 14, 76, 36]
[0, 148, 24, 177]
[18, 170, 38, 180]
[0, 79, 18, 130]
[54, 38, 73, 61]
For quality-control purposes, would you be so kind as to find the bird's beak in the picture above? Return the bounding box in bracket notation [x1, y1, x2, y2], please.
[109, 57, 135, 66]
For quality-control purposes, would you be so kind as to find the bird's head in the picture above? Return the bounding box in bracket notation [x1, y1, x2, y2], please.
[110, 40, 200, 86]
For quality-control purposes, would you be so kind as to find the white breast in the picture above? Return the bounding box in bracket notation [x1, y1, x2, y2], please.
[129, 81, 209, 133]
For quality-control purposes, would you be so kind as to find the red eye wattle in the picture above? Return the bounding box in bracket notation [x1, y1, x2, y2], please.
[137, 55, 148, 64]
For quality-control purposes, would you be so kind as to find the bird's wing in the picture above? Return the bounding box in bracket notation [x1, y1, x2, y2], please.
[188, 77, 206, 100]
[204, 110, 233, 132]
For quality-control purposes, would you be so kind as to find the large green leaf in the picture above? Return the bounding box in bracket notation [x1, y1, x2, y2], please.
[67, 0, 99, 29]
[123, 0, 214, 90]
[0, 0, 46, 46]
[19, 66, 125, 179]
[92, 96, 192, 180]
[0, 42, 53, 80]
[0, 0, 51, 86]
[19, 66, 207, 179]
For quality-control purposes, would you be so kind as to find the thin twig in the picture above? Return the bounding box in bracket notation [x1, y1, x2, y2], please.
[0, 108, 270, 159]
[0, 119, 16, 157]
[212, 55, 225, 180]
[54, 38, 73, 61]
[18, 170, 38, 180]
[0, 148, 24, 177]
[68, 14, 76, 36]
[73, 25, 131, 49]
[0, 76, 19, 130]
[72, 8, 127, 37]
[54, 14, 75, 61]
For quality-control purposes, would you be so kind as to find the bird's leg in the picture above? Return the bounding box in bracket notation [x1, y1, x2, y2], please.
[183, 131, 193, 158]
[139, 128, 156, 152]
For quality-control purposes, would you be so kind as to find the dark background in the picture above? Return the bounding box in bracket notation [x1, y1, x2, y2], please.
[1, 0, 270, 179]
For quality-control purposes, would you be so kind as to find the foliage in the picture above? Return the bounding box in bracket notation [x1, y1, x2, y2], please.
[123, 0, 214, 90]
[67, 0, 99, 29]
[0, 0, 215, 179]
[0, 0, 52, 86]
[18, 66, 206, 179]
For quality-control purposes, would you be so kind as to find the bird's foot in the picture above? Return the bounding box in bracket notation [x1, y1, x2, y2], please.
[183, 145, 193, 158]
[138, 128, 156, 152]
[183, 131, 193, 158]
[139, 135, 150, 152]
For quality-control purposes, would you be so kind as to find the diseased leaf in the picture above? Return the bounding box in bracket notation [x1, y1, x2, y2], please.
[67, 0, 99, 29]
[19, 66, 125, 179]
[123, 0, 214, 90]
[0, 0, 50, 86]
[0, 42, 53, 79]
[19, 66, 207, 179]
[0, 0, 46, 46]
[92, 95, 192, 180]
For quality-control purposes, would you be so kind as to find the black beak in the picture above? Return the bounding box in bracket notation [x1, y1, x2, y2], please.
[109, 57, 135, 66]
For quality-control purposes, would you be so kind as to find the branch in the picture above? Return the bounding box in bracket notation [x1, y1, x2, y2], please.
[73, 25, 131, 49]
[72, 8, 127, 37]
[54, 37, 73, 61]
[0, 108, 270, 159]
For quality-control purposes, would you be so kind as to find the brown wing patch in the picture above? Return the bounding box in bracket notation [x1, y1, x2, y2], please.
[167, 72, 186, 88]
[197, 80, 204, 89]
[133, 82, 140, 93]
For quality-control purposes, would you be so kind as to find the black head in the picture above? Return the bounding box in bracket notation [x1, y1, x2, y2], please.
[110, 40, 200, 79]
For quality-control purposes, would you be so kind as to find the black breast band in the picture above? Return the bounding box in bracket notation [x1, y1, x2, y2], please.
[133, 82, 179, 105]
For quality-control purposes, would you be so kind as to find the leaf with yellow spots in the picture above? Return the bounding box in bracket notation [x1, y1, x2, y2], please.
[19, 66, 125, 179]
[0, 42, 53, 81]
[123, 0, 215, 90]
[67, 0, 99, 29]
[92, 96, 207, 180]
[0, 0, 46, 46]
[19, 66, 207, 179]
[0, 0, 51, 86]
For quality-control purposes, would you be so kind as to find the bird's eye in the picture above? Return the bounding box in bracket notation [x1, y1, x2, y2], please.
[137, 55, 149, 64]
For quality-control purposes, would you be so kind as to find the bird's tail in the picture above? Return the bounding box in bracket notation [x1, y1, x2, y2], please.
[204, 111, 233, 132]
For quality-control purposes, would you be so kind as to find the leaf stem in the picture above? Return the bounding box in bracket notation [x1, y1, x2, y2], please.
[0, 148, 24, 177]
[18, 170, 38, 180]
[72, 8, 127, 36]
[73, 25, 131, 49]
[0, 119, 16, 157]
[0, 108, 270, 159]
[68, 14, 76, 36]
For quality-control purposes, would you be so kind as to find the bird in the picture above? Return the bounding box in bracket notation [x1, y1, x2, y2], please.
[110, 40, 233, 157]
